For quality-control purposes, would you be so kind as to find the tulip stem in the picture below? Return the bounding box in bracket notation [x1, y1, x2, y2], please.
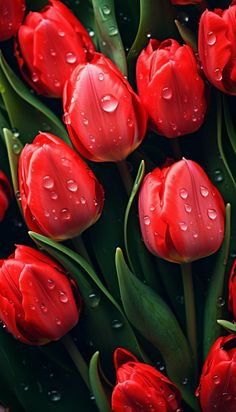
[117, 160, 133, 196]
[62, 335, 90, 389]
[181, 263, 198, 375]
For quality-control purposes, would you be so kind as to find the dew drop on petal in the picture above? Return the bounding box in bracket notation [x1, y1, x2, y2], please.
[42, 176, 54, 189]
[98, 73, 104, 81]
[47, 279, 56, 290]
[60, 208, 71, 220]
[58, 29, 65, 37]
[208, 209, 217, 220]
[55, 318, 62, 326]
[80, 196, 86, 204]
[58, 291, 68, 303]
[212, 375, 220, 384]
[50, 191, 58, 200]
[162, 87, 172, 100]
[214, 68, 222, 81]
[179, 222, 188, 231]
[40, 303, 48, 313]
[63, 112, 71, 125]
[207, 31, 216, 45]
[179, 188, 188, 199]
[100, 94, 119, 112]
[32, 72, 39, 83]
[65, 52, 77, 64]
[200, 186, 209, 197]
[192, 231, 198, 239]
[67, 179, 78, 192]
[144, 216, 151, 225]
[184, 203, 192, 213]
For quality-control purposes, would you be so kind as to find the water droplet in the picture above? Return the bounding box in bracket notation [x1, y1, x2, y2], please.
[192, 231, 198, 239]
[212, 375, 220, 384]
[179, 222, 188, 231]
[208, 209, 217, 220]
[179, 188, 188, 199]
[82, 117, 89, 125]
[58, 291, 68, 303]
[65, 52, 77, 64]
[54, 79, 61, 88]
[217, 296, 225, 307]
[108, 26, 118, 36]
[222, 392, 232, 401]
[144, 216, 151, 225]
[214, 68, 222, 81]
[79, 196, 86, 205]
[29, 304, 35, 310]
[44, 210, 50, 217]
[88, 28, 95, 37]
[182, 377, 188, 385]
[63, 112, 71, 125]
[20, 383, 29, 391]
[192, 114, 197, 122]
[55, 318, 62, 326]
[88, 293, 101, 308]
[61, 157, 71, 167]
[42, 175, 54, 189]
[58, 29, 65, 37]
[40, 303, 48, 313]
[214, 169, 224, 182]
[98, 73, 104, 81]
[200, 186, 209, 197]
[50, 48, 56, 56]
[48, 390, 61, 402]
[150, 205, 155, 212]
[12, 143, 21, 154]
[60, 208, 71, 220]
[162, 87, 172, 100]
[32, 72, 39, 83]
[47, 279, 56, 290]
[184, 203, 192, 213]
[207, 31, 216, 46]
[167, 393, 175, 401]
[102, 5, 111, 15]
[146, 33, 151, 38]
[15, 190, 21, 200]
[12, 128, 20, 138]
[100, 94, 119, 112]
[127, 118, 133, 127]
[156, 361, 165, 371]
[50, 191, 58, 200]
[67, 179, 78, 192]
[111, 319, 123, 329]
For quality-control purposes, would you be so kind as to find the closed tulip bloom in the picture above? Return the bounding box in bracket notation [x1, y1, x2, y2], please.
[112, 348, 182, 411]
[197, 335, 236, 411]
[63, 53, 147, 162]
[138, 159, 225, 263]
[18, 132, 104, 241]
[198, 6, 236, 95]
[0, 245, 80, 345]
[136, 39, 207, 138]
[228, 260, 236, 319]
[0, 0, 26, 41]
[0, 171, 12, 222]
[16, 0, 95, 97]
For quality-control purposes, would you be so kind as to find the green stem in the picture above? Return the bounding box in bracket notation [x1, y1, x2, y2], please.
[72, 235, 93, 266]
[181, 263, 198, 376]
[117, 160, 134, 196]
[62, 335, 90, 389]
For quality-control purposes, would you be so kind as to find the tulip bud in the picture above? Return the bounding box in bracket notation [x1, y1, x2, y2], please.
[136, 39, 207, 138]
[228, 260, 236, 319]
[198, 6, 236, 95]
[18, 132, 104, 241]
[138, 159, 225, 263]
[112, 348, 182, 411]
[0, 245, 80, 345]
[0, 171, 12, 222]
[15, 0, 95, 97]
[63, 53, 147, 162]
[0, 0, 26, 41]
[197, 335, 236, 411]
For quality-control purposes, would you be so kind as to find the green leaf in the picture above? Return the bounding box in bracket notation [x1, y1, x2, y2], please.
[0, 52, 69, 144]
[29, 231, 146, 378]
[115, 248, 199, 412]
[217, 319, 236, 334]
[175, 19, 197, 51]
[203, 204, 231, 359]
[89, 352, 112, 412]
[127, 0, 178, 81]
[91, 0, 127, 75]
[3, 128, 23, 201]
[223, 95, 236, 156]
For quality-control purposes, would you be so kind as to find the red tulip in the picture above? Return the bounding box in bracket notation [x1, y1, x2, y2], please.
[0, 245, 80, 345]
[170, 0, 202, 3]
[63, 53, 147, 162]
[138, 159, 225, 263]
[197, 335, 236, 411]
[18, 132, 104, 241]
[0, 171, 12, 222]
[228, 260, 236, 319]
[15, 0, 95, 97]
[0, 0, 25, 41]
[198, 6, 236, 95]
[112, 348, 182, 412]
[136, 39, 207, 138]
